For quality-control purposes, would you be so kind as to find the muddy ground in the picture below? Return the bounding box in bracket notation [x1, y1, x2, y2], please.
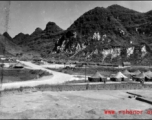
[0, 90, 152, 119]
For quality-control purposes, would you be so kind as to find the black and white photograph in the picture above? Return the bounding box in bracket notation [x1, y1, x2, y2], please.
[0, 0, 152, 119]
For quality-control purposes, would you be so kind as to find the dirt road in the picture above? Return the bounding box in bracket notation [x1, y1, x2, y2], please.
[1, 61, 75, 90]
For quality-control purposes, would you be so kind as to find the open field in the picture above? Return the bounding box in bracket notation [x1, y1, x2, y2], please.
[1, 60, 152, 119]
[0, 90, 152, 119]
[0, 68, 52, 83]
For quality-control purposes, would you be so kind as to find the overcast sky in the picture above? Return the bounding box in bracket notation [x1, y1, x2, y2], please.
[0, 1, 152, 37]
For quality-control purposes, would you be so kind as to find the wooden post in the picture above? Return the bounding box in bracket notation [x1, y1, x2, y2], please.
[85, 62, 86, 82]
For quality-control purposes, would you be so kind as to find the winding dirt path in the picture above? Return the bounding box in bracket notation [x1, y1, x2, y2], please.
[1, 61, 75, 90]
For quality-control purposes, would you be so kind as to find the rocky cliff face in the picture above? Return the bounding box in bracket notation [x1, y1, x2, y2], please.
[11, 4, 152, 65]
[51, 4, 152, 65]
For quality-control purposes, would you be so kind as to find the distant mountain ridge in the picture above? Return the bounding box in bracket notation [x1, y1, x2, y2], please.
[11, 22, 64, 57]
[10, 4, 152, 65]
[0, 33, 22, 56]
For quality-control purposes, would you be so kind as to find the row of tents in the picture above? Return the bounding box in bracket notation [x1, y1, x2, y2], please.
[123, 69, 152, 80]
[88, 70, 152, 82]
[88, 71, 127, 82]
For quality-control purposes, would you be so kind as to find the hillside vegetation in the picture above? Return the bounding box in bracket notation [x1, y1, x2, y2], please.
[9, 4, 152, 65]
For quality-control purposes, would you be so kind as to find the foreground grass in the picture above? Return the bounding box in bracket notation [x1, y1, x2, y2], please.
[0, 68, 52, 83]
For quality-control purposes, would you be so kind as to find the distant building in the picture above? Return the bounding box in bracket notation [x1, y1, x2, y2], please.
[122, 62, 131, 67]
[13, 62, 24, 69]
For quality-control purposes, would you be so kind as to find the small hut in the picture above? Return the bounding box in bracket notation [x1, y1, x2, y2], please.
[88, 71, 106, 82]
[122, 62, 131, 67]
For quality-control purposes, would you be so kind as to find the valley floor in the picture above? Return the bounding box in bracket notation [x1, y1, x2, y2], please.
[0, 90, 152, 119]
[1, 61, 75, 90]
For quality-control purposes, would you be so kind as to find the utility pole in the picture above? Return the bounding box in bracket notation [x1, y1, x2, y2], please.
[85, 62, 86, 82]
[86, 56, 90, 90]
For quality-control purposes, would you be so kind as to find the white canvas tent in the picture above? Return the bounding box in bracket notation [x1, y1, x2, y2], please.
[88, 71, 106, 82]
[110, 72, 127, 81]
[135, 72, 146, 79]
[130, 70, 141, 75]
[123, 69, 130, 75]
[144, 70, 152, 81]
[144, 70, 152, 78]
[133, 72, 146, 82]
[114, 72, 128, 79]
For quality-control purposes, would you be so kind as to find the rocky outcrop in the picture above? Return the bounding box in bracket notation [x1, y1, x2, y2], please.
[10, 4, 152, 64]
[44, 22, 63, 35]
[51, 4, 152, 64]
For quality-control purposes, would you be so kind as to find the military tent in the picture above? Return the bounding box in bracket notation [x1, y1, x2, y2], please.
[122, 69, 132, 79]
[110, 72, 127, 81]
[129, 70, 141, 76]
[134, 70, 141, 74]
[88, 71, 106, 82]
[135, 72, 146, 78]
[123, 69, 130, 75]
[144, 70, 152, 81]
[133, 72, 146, 82]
